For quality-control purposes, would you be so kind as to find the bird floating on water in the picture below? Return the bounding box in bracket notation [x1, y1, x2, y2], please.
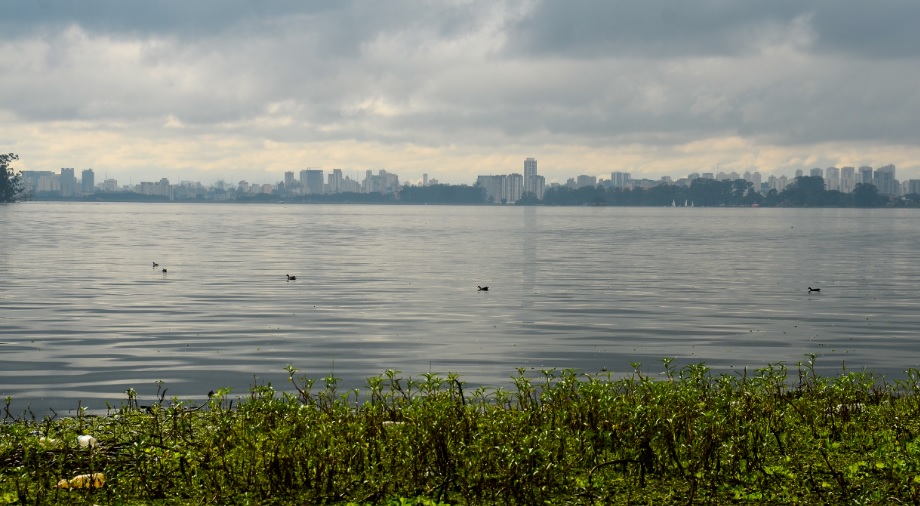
[808, 287, 820, 293]
[478, 285, 489, 291]
[287, 274, 297, 281]
[152, 262, 158, 268]
[162, 268, 167, 274]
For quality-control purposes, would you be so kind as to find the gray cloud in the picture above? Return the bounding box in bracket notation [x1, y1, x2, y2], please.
[1, 0, 918, 181]
[504, 1, 920, 59]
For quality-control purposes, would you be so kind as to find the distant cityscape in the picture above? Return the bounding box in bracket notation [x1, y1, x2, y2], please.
[17, 159, 920, 203]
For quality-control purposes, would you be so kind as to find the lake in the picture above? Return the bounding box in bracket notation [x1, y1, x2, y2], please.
[1, 202, 918, 414]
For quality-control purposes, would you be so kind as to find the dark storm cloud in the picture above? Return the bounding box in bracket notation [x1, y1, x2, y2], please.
[505, 0, 920, 59]
[0, 1, 485, 55]
[1, 1, 332, 36]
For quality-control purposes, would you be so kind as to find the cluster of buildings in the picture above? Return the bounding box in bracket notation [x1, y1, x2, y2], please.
[18, 167, 411, 201]
[476, 158, 547, 203]
[565, 164, 918, 198]
[17, 160, 919, 202]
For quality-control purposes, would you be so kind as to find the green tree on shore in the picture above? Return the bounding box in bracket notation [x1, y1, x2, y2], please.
[1, 153, 23, 202]
[852, 182, 886, 207]
[779, 175, 826, 206]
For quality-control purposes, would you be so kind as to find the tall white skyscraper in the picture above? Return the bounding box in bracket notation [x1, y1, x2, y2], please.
[874, 164, 897, 195]
[824, 167, 840, 192]
[840, 167, 856, 193]
[610, 172, 631, 188]
[524, 157, 537, 178]
[523, 157, 543, 199]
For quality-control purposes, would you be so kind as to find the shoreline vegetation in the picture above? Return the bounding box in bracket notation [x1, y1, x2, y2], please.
[3, 358, 920, 504]
[17, 177, 920, 208]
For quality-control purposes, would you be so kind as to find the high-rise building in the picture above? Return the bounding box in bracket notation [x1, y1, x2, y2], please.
[81, 169, 95, 195]
[576, 175, 597, 188]
[840, 167, 856, 193]
[284, 171, 295, 188]
[476, 175, 506, 203]
[610, 171, 632, 187]
[533, 175, 545, 200]
[744, 171, 763, 193]
[361, 169, 400, 194]
[60, 168, 76, 197]
[523, 158, 539, 197]
[824, 167, 840, 192]
[21, 171, 56, 194]
[524, 157, 537, 180]
[138, 178, 172, 199]
[328, 169, 344, 193]
[874, 165, 897, 195]
[767, 175, 788, 193]
[810, 168, 823, 178]
[300, 169, 324, 194]
[506, 173, 523, 203]
[858, 166, 873, 185]
[908, 180, 920, 195]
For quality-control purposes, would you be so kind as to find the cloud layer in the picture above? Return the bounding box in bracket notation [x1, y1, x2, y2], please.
[2, 0, 919, 184]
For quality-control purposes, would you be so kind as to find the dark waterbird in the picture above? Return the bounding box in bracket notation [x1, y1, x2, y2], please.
[808, 287, 821, 293]
[152, 262, 158, 268]
[162, 268, 167, 274]
[287, 274, 297, 281]
[478, 285, 489, 291]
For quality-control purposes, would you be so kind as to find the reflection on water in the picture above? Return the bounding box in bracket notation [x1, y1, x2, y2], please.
[1, 202, 919, 413]
[521, 206, 536, 318]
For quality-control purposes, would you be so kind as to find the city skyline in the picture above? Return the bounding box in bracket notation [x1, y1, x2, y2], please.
[20, 159, 917, 201]
[3, 2, 920, 184]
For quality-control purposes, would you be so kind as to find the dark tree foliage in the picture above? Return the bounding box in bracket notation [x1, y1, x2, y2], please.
[241, 191, 395, 203]
[779, 176, 826, 206]
[398, 184, 485, 204]
[686, 178, 753, 206]
[0, 153, 23, 203]
[851, 183, 886, 207]
[515, 192, 541, 205]
[539, 176, 888, 208]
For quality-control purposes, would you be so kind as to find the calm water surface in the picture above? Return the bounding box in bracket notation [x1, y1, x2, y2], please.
[1, 202, 918, 413]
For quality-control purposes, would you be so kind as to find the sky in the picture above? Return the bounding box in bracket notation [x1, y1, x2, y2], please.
[2, 0, 920, 186]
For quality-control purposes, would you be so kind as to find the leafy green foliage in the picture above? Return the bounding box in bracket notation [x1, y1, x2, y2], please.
[3, 359, 920, 504]
[0, 153, 23, 203]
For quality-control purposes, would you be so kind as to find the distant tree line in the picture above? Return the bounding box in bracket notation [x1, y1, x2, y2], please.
[537, 176, 912, 208]
[397, 184, 485, 204]
[238, 184, 485, 204]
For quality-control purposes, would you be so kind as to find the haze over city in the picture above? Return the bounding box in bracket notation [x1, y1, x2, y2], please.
[2, 1, 920, 184]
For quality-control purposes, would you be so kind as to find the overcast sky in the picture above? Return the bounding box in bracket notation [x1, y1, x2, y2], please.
[2, 0, 919, 185]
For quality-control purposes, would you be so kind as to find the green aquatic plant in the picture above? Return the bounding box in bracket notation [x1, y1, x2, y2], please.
[2, 358, 920, 504]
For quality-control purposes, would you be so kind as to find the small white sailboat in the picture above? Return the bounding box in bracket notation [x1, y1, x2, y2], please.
[671, 199, 676, 207]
